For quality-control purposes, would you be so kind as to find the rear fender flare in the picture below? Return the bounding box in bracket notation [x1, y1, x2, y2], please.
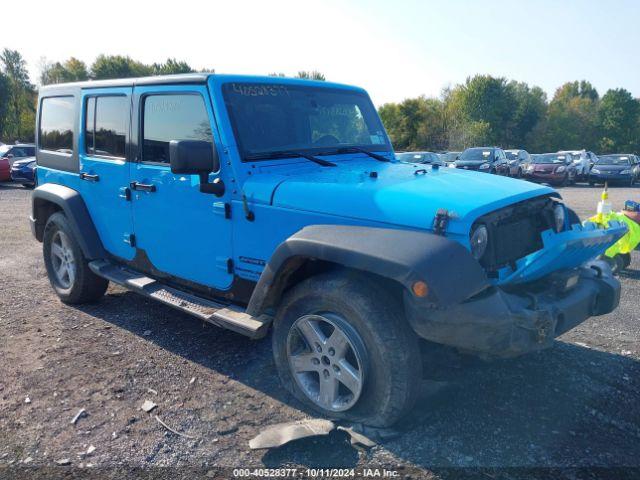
[31, 183, 106, 259]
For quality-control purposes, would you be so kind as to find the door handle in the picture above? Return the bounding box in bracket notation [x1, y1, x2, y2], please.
[130, 181, 156, 192]
[80, 172, 99, 182]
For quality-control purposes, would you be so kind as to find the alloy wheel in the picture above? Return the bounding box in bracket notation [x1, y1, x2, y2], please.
[286, 313, 365, 412]
[50, 230, 76, 289]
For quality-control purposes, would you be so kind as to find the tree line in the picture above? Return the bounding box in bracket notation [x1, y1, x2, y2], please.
[0, 48, 325, 143]
[379, 75, 640, 154]
[0, 48, 637, 155]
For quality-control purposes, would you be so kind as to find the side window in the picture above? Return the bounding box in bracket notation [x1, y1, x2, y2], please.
[85, 96, 128, 158]
[142, 94, 212, 164]
[39, 96, 75, 154]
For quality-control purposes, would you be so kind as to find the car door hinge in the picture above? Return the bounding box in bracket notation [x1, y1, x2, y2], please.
[124, 233, 136, 247]
[213, 202, 232, 219]
[119, 187, 131, 201]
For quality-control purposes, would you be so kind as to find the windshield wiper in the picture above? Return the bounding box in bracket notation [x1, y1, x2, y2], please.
[244, 150, 336, 167]
[333, 146, 391, 162]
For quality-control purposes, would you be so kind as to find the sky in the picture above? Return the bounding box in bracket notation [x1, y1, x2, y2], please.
[4, 0, 639, 105]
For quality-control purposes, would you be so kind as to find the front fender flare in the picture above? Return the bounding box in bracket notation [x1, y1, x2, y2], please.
[246, 225, 490, 316]
[31, 183, 106, 259]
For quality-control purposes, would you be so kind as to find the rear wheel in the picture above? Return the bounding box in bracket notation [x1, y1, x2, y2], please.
[43, 212, 108, 304]
[272, 271, 422, 427]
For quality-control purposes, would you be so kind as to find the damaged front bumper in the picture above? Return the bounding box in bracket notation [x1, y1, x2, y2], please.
[405, 261, 620, 357]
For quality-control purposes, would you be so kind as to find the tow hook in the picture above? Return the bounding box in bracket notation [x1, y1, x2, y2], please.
[535, 317, 553, 343]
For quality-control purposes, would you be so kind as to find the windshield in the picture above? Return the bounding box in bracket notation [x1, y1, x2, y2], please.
[505, 151, 519, 160]
[396, 152, 440, 164]
[222, 83, 390, 160]
[533, 154, 567, 164]
[460, 148, 494, 161]
[597, 155, 631, 165]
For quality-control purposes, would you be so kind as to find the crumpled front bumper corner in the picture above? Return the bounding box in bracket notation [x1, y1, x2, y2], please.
[405, 261, 620, 357]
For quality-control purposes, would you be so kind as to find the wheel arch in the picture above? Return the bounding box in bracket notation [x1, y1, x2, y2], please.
[31, 183, 106, 259]
[246, 225, 490, 317]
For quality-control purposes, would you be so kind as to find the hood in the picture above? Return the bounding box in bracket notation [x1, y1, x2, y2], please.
[533, 163, 563, 172]
[455, 159, 488, 166]
[593, 164, 629, 172]
[13, 156, 35, 167]
[243, 159, 555, 235]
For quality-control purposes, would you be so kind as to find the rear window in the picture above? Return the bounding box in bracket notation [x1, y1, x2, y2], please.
[39, 96, 74, 153]
[85, 96, 128, 158]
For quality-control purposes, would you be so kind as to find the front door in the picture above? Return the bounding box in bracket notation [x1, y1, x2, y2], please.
[130, 85, 233, 290]
[79, 87, 136, 261]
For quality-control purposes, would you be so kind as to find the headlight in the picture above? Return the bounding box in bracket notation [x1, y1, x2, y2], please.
[526, 165, 534, 172]
[591, 168, 600, 174]
[470, 224, 489, 260]
[448, 162, 457, 168]
[479, 163, 491, 170]
[621, 169, 631, 174]
[556, 166, 566, 173]
[553, 203, 566, 232]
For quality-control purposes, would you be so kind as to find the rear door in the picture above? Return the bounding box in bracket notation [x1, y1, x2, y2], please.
[129, 85, 233, 290]
[79, 88, 136, 260]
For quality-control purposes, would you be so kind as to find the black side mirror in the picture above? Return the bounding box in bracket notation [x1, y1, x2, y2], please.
[169, 140, 224, 196]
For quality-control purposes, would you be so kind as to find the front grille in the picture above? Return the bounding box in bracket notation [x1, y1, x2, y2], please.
[475, 195, 556, 274]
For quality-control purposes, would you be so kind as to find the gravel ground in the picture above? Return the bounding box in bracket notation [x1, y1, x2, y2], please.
[0, 181, 639, 478]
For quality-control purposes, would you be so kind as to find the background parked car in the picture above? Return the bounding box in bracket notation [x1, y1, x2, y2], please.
[0, 156, 9, 181]
[504, 149, 531, 177]
[10, 156, 37, 188]
[525, 153, 577, 186]
[455, 147, 510, 175]
[557, 150, 598, 179]
[589, 154, 639, 186]
[0, 143, 36, 167]
[396, 151, 444, 165]
[438, 151, 461, 165]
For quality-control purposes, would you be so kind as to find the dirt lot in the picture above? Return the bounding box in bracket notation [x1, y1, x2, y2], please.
[1, 181, 639, 478]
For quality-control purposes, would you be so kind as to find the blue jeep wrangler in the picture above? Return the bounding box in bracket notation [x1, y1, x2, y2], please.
[31, 74, 626, 426]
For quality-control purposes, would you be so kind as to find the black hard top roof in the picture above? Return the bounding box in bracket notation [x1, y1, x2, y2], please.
[39, 73, 213, 91]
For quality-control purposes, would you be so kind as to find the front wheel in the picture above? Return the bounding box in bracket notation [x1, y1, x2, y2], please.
[272, 271, 422, 427]
[43, 212, 109, 304]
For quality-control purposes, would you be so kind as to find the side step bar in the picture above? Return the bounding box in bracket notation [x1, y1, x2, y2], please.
[89, 260, 271, 339]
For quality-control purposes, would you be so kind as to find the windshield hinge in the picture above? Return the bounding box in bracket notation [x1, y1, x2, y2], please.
[242, 194, 255, 221]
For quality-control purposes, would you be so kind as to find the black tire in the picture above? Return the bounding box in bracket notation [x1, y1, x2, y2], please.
[589, 181, 595, 187]
[43, 212, 108, 304]
[620, 253, 632, 269]
[22, 183, 35, 189]
[272, 271, 422, 427]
